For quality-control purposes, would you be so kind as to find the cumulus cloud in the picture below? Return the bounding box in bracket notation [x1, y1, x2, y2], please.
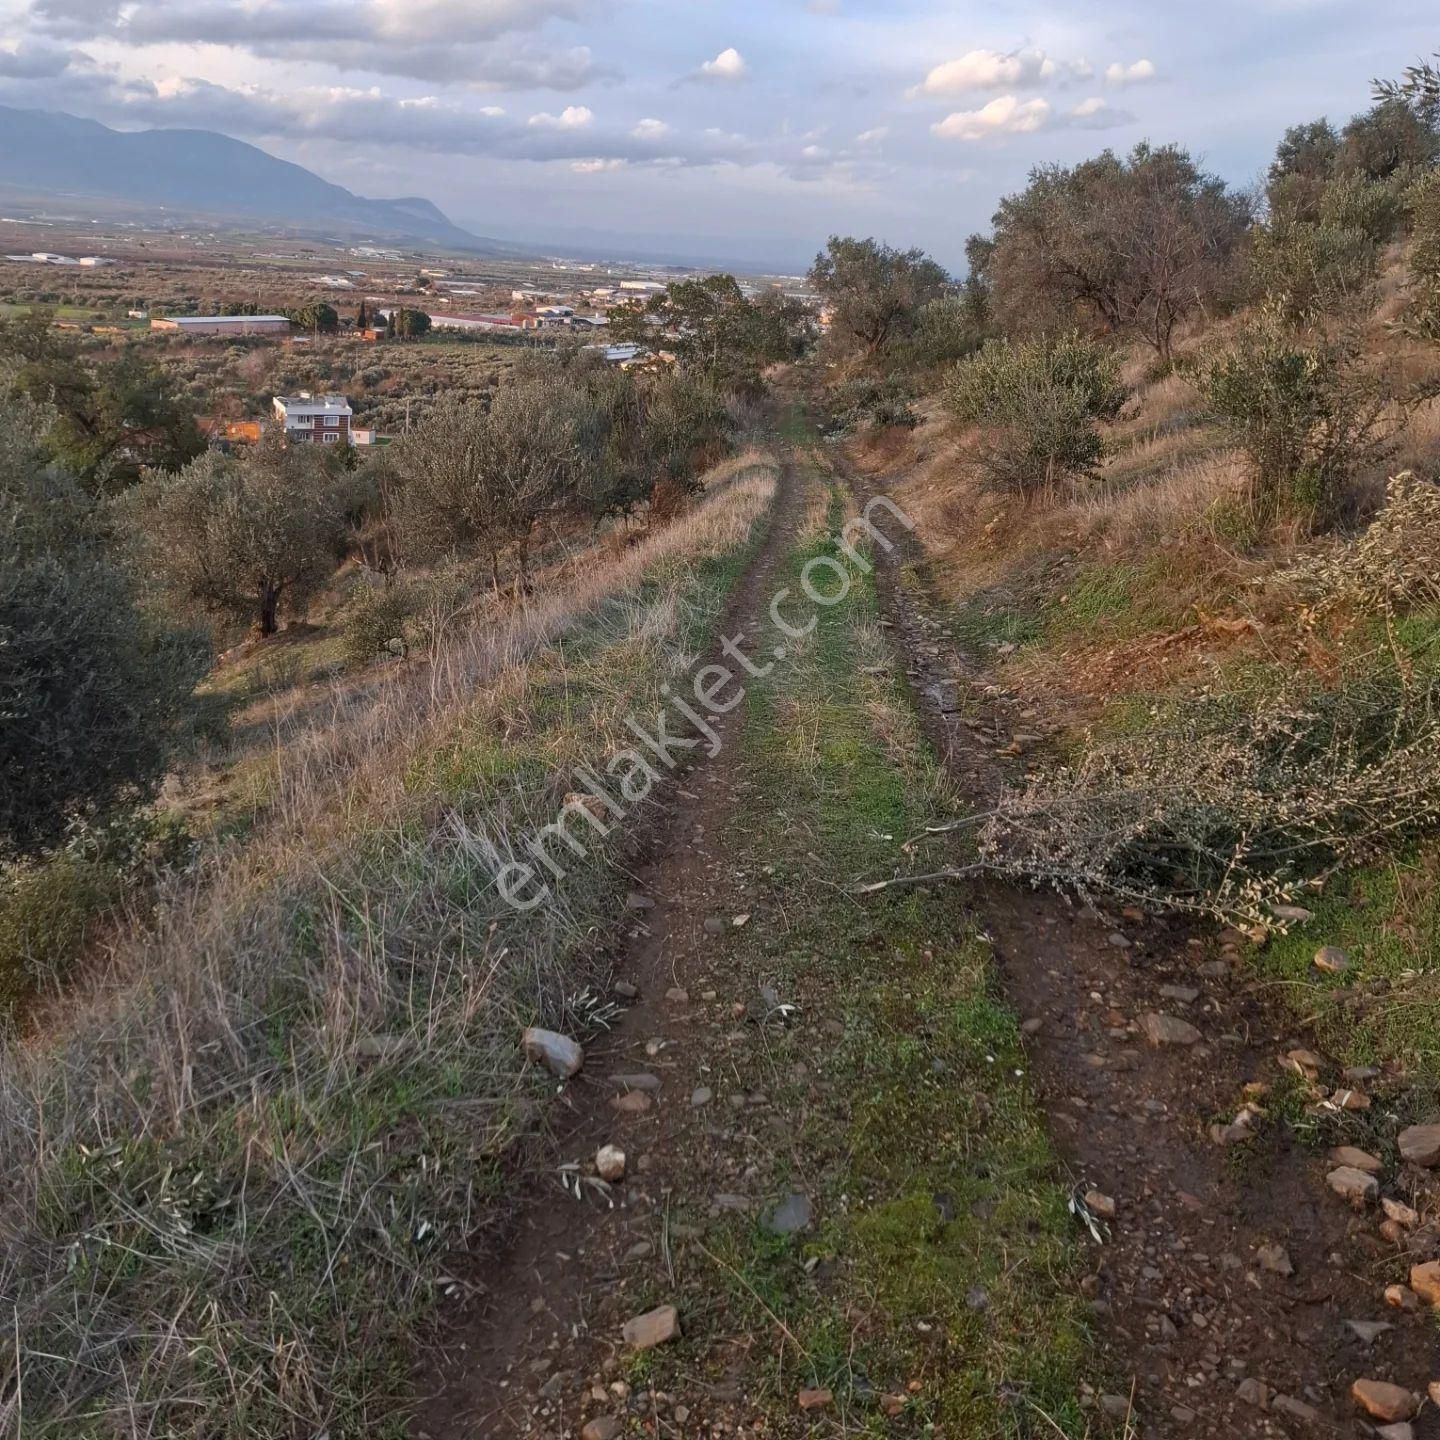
[855, 126, 888, 146]
[631, 117, 669, 139]
[932, 95, 1051, 140]
[528, 105, 593, 129]
[1069, 96, 1134, 128]
[572, 157, 625, 173]
[1105, 59, 1157, 86]
[698, 47, 747, 81]
[911, 48, 1057, 97]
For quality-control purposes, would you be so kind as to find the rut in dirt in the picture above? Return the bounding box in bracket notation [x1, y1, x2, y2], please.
[412, 449, 807, 1440]
[855, 451, 1440, 1440]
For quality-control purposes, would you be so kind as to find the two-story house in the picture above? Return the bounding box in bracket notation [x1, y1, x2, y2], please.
[272, 393, 353, 446]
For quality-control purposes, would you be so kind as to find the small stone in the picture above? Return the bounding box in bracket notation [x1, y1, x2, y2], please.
[673, 1405, 690, 1423]
[879, 1394, 906, 1417]
[1273, 904, 1314, 922]
[732, 913, 751, 928]
[1314, 946, 1351, 975]
[665, 986, 690, 1004]
[581, 1420, 622, 1440]
[703, 916, 725, 935]
[622, 1304, 680, 1349]
[1158, 984, 1200, 1003]
[522, 1027, 583, 1079]
[1377, 1425, 1414, 1440]
[1398, 1122, 1440, 1167]
[610, 1072, 661, 1091]
[1099, 1395, 1132, 1420]
[1385, 1284, 1420, 1311]
[1330, 1087, 1371, 1110]
[611, 1090, 652, 1115]
[625, 892, 654, 911]
[798, 1388, 832, 1411]
[1107, 932, 1132, 949]
[1430, 1381, 1440, 1406]
[596, 1145, 626, 1182]
[1327, 1166, 1379, 1207]
[1345, 1319, 1393, 1345]
[1272, 1394, 1323, 1424]
[1235, 1378, 1270, 1408]
[1141, 1013, 1201, 1046]
[1330, 1146, 1383, 1174]
[1257, 1243, 1293, 1276]
[691, 1087, 713, 1107]
[1409, 1260, 1440, 1305]
[1284, 1048, 1325, 1077]
[1170, 1405, 1196, 1424]
[1021, 1016, 1044, 1036]
[1351, 1379, 1416, 1422]
[1084, 1189, 1117, 1220]
[764, 1192, 813, 1236]
[613, 980, 639, 1001]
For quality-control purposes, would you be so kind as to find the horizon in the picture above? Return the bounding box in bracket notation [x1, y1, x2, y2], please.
[0, 1, 1435, 272]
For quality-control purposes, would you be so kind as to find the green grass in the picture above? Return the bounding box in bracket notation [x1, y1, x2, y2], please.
[634, 479, 1092, 1436]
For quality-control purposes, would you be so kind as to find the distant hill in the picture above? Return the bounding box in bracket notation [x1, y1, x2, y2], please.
[0, 105, 510, 253]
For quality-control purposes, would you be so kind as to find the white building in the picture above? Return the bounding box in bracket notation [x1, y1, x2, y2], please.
[272, 393, 353, 445]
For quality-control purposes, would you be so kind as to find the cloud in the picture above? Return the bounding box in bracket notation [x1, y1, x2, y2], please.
[855, 126, 888, 146]
[528, 105, 593, 129]
[698, 47, 747, 82]
[0, 38, 74, 77]
[1105, 59, 1157, 86]
[932, 95, 1051, 141]
[23, 0, 608, 88]
[631, 117, 669, 139]
[1068, 96, 1134, 128]
[911, 48, 1058, 97]
[572, 157, 625, 173]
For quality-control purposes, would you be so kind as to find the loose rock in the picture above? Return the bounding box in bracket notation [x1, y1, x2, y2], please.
[595, 1145, 626, 1182]
[522, 1027, 583, 1079]
[691, 1087, 713, 1107]
[1314, 945, 1351, 975]
[1084, 1189, 1117, 1220]
[1346, 1319, 1394, 1345]
[1140, 1013, 1201, 1046]
[798, 1388, 832, 1411]
[1398, 1122, 1440, 1167]
[1351, 1379, 1416, 1423]
[1330, 1145, 1383, 1175]
[764, 1191, 813, 1236]
[1235, 1378, 1270, 1408]
[581, 1419, 622, 1440]
[1327, 1165, 1379, 1208]
[622, 1304, 680, 1349]
[1409, 1260, 1440, 1305]
[1257, 1243, 1293, 1277]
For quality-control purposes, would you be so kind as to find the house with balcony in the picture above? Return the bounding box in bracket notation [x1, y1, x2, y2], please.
[272, 393, 353, 445]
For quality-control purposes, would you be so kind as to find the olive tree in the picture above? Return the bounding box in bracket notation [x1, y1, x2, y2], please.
[983, 144, 1251, 364]
[1, 403, 209, 856]
[809, 236, 951, 362]
[119, 437, 353, 636]
[392, 375, 592, 591]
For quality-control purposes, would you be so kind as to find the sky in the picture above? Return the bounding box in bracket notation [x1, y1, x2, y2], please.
[0, 0, 1435, 271]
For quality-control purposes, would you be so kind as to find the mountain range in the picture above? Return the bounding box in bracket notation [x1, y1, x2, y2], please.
[0, 105, 507, 253]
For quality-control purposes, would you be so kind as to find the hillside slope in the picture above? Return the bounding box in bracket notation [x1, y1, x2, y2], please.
[0, 105, 507, 252]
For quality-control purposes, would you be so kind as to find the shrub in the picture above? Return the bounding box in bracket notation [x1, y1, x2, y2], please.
[975, 660, 1440, 927]
[342, 583, 415, 668]
[1, 406, 211, 857]
[945, 333, 1127, 498]
[1196, 311, 1397, 527]
[1404, 169, 1440, 341]
[1318, 168, 1413, 243]
[831, 377, 920, 433]
[1248, 220, 1377, 322]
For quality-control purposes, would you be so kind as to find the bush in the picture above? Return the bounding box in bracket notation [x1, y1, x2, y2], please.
[831, 377, 920, 433]
[1318, 168, 1413, 243]
[945, 333, 1127, 498]
[1404, 169, 1440, 341]
[1248, 220, 1377, 322]
[976, 659, 1440, 927]
[342, 583, 415, 669]
[2, 407, 211, 857]
[1196, 311, 1397, 527]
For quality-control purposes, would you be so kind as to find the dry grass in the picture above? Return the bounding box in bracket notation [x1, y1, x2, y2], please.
[0, 455, 778, 1437]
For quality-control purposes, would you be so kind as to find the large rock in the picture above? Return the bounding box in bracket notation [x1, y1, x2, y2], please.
[1398, 1122, 1440, 1167]
[1140, 1013, 1201, 1046]
[1351, 1379, 1417, 1422]
[1409, 1260, 1440, 1306]
[622, 1304, 680, 1349]
[1327, 1166, 1379, 1207]
[522, 1027, 583, 1078]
